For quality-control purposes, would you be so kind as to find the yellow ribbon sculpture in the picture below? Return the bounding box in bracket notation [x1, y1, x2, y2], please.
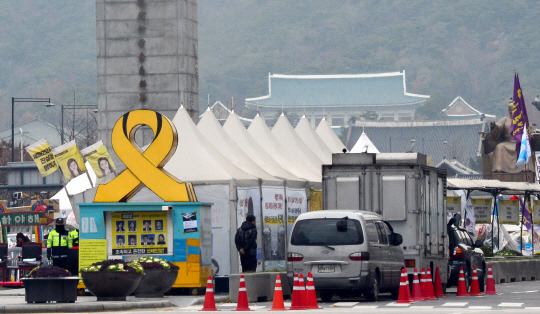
[94, 110, 195, 202]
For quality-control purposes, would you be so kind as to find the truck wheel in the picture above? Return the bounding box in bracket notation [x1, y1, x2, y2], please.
[364, 277, 379, 302]
[319, 290, 333, 302]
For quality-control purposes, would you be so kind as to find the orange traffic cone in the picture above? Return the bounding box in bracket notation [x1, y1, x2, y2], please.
[201, 275, 219, 311]
[433, 267, 445, 298]
[456, 267, 469, 297]
[289, 274, 305, 310]
[396, 269, 413, 304]
[424, 268, 436, 300]
[235, 274, 251, 311]
[469, 266, 482, 296]
[405, 269, 413, 302]
[299, 274, 307, 309]
[411, 268, 425, 301]
[419, 268, 429, 299]
[269, 274, 286, 311]
[485, 264, 497, 295]
[304, 272, 320, 309]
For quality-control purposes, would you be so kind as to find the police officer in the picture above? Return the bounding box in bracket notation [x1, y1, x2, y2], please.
[67, 224, 79, 276]
[47, 218, 69, 269]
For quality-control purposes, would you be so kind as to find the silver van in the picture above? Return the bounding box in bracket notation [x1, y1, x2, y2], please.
[287, 210, 404, 301]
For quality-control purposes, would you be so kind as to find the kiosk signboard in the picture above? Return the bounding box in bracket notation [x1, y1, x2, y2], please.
[111, 211, 168, 255]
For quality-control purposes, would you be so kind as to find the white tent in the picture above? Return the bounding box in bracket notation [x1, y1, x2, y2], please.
[316, 118, 346, 153]
[223, 112, 303, 182]
[248, 114, 320, 182]
[295, 115, 333, 164]
[350, 132, 380, 153]
[197, 108, 280, 185]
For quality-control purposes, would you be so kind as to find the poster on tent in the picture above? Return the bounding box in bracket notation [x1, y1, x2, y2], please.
[499, 199, 519, 225]
[53, 140, 87, 181]
[533, 200, 540, 224]
[286, 188, 307, 239]
[262, 186, 286, 271]
[26, 139, 59, 177]
[446, 196, 461, 216]
[534, 224, 540, 254]
[194, 185, 231, 276]
[471, 198, 492, 224]
[80, 140, 117, 178]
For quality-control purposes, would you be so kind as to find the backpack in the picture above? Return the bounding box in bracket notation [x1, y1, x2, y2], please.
[235, 227, 251, 250]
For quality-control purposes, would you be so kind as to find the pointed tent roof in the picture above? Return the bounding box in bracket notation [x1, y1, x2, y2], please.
[271, 114, 324, 173]
[197, 108, 281, 184]
[223, 112, 304, 183]
[315, 118, 346, 153]
[162, 106, 259, 185]
[295, 115, 333, 164]
[248, 114, 320, 182]
[350, 132, 380, 153]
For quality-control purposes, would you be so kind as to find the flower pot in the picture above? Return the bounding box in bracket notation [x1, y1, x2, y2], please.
[21, 277, 81, 303]
[82, 271, 143, 301]
[134, 268, 179, 298]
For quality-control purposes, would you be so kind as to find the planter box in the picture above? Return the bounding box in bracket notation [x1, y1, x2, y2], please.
[229, 272, 290, 303]
[21, 277, 81, 303]
[134, 268, 179, 298]
[82, 271, 143, 301]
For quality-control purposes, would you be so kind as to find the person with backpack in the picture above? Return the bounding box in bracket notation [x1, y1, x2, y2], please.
[235, 214, 257, 272]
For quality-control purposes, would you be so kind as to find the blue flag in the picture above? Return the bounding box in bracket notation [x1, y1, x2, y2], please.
[516, 123, 531, 167]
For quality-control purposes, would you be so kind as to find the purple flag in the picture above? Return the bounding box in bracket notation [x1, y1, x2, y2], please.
[520, 197, 532, 232]
[511, 73, 529, 154]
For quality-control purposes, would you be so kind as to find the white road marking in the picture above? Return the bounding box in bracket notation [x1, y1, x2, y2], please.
[442, 302, 468, 307]
[331, 302, 360, 307]
[511, 290, 538, 293]
[499, 302, 523, 307]
[352, 305, 379, 309]
[386, 302, 412, 307]
[469, 306, 492, 310]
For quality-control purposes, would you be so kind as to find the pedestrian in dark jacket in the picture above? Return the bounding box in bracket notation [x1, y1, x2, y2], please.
[235, 214, 257, 272]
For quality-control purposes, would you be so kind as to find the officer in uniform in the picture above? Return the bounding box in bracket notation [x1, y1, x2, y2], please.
[67, 223, 79, 276]
[47, 218, 69, 269]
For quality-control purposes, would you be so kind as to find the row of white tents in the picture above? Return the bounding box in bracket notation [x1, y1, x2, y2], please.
[54, 106, 346, 276]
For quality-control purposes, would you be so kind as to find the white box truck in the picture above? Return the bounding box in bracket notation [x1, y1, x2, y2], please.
[322, 152, 448, 285]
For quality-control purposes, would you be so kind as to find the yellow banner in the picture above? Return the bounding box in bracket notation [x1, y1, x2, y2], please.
[53, 140, 87, 181]
[499, 199, 519, 225]
[446, 196, 461, 215]
[79, 239, 108, 271]
[112, 211, 168, 255]
[80, 140, 116, 178]
[25, 139, 59, 177]
[471, 197, 492, 224]
[309, 189, 322, 211]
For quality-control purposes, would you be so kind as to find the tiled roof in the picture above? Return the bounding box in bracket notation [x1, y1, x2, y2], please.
[347, 120, 486, 166]
[246, 71, 429, 108]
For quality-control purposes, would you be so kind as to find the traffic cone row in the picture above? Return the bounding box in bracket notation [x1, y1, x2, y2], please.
[289, 274, 304, 310]
[469, 266, 482, 296]
[411, 268, 425, 301]
[305, 272, 321, 309]
[433, 267, 445, 298]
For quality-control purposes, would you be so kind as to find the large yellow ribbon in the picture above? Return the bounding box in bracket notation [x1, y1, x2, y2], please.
[94, 110, 195, 202]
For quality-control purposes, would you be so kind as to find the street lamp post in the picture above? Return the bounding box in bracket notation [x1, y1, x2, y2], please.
[11, 97, 51, 162]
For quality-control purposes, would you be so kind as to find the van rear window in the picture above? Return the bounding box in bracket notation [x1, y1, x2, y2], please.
[291, 218, 364, 245]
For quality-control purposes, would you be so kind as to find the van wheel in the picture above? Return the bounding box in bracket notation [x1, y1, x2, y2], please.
[364, 277, 379, 302]
[319, 290, 333, 302]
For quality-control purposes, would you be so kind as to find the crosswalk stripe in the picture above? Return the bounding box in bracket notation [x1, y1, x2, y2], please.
[352, 305, 379, 309]
[499, 302, 523, 307]
[331, 302, 360, 307]
[442, 302, 468, 307]
[469, 306, 492, 310]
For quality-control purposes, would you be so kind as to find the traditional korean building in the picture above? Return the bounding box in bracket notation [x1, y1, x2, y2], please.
[245, 71, 430, 126]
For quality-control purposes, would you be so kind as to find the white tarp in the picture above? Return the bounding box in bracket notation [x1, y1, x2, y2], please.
[248, 114, 320, 182]
[315, 117, 346, 153]
[295, 115, 333, 164]
[350, 132, 380, 153]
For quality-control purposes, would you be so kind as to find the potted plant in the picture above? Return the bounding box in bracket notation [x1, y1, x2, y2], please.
[132, 256, 179, 298]
[80, 259, 144, 301]
[21, 266, 80, 303]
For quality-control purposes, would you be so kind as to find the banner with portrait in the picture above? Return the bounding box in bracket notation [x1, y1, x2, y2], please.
[261, 186, 286, 271]
[80, 140, 117, 178]
[52, 140, 86, 181]
[111, 211, 168, 255]
[25, 139, 59, 177]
